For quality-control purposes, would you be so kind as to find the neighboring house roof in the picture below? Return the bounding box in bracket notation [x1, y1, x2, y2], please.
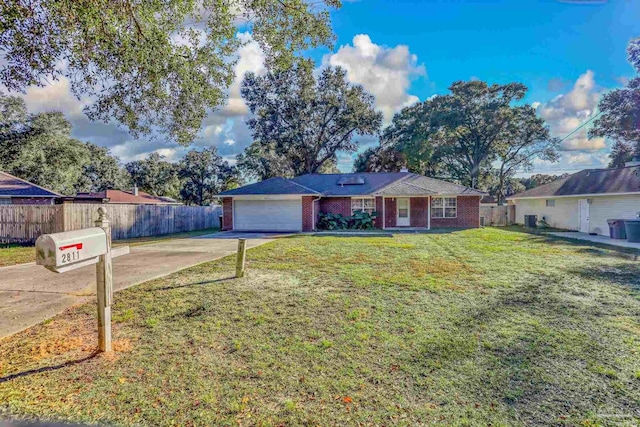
[219, 173, 484, 197]
[508, 165, 640, 199]
[0, 171, 61, 198]
[218, 177, 320, 196]
[74, 189, 182, 205]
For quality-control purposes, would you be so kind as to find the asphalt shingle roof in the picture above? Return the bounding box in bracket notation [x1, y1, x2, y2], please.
[220, 173, 482, 197]
[508, 166, 640, 199]
[0, 171, 61, 197]
[292, 173, 411, 196]
[375, 174, 485, 196]
[218, 177, 319, 196]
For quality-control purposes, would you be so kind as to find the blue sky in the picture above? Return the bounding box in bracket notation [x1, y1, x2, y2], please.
[14, 0, 640, 176]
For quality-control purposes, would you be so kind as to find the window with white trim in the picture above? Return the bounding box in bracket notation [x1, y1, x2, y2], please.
[351, 197, 375, 215]
[431, 197, 457, 218]
[545, 199, 555, 207]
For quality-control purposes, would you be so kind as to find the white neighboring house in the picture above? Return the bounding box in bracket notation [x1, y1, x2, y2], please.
[507, 161, 640, 236]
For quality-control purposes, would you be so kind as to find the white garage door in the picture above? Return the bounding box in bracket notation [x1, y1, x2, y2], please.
[234, 199, 302, 232]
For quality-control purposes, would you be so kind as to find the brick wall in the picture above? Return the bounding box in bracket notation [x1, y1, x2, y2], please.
[222, 197, 233, 230]
[302, 196, 315, 232]
[410, 197, 428, 227]
[374, 196, 384, 228]
[319, 197, 351, 217]
[11, 197, 55, 205]
[384, 198, 397, 228]
[431, 196, 480, 228]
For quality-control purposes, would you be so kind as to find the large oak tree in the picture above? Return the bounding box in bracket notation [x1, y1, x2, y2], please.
[0, 0, 340, 145]
[239, 64, 382, 177]
[590, 38, 640, 166]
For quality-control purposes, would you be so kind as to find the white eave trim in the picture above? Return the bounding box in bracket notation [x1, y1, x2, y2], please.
[226, 194, 308, 200]
[507, 191, 640, 201]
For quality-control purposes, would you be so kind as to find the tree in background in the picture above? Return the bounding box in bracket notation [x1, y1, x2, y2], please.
[239, 64, 382, 177]
[125, 153, 181, 199]
[493, 106, 559, 204]
[518, 173, 569, 190]
[178, 147, 237, 206]
[590, 38, 640, 167]
[1, 0, 340, 145]
[76, 144, 129, 193]
[608, 140, 638, 168]
[352, 145, 406, 173]
[0, 94, 91, 194]
[236, 141, 296, 181]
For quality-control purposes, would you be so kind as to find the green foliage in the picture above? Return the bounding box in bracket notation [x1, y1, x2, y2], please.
[317, 212, 349, 230]
[0, 0, 340, 145]
[126, 153, 181, 199]
[239, 64, 382, 177]
[178, 147, 238, 206]
[349, 210, 378, 230]
[0, 94, 127, 195]
[590, 38, 640, 146]
[360, 80, 558, 203]
[317, 211, 378, 230]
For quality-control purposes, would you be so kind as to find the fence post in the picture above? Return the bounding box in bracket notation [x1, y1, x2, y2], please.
[236, 238, 247, 278]
[94, 207, 113, 352]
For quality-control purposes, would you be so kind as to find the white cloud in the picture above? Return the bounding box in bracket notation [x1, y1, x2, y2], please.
[22, 76, 89, 118]
[322, 34, 426, 122]
[535, 70, 605, 151]
[219, 32, 265, 117]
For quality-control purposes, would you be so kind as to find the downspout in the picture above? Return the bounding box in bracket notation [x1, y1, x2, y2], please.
[311, 196, 322, 231]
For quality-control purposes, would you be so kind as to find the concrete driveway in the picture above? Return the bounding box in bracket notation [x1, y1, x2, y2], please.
[0, 232, 282, 339]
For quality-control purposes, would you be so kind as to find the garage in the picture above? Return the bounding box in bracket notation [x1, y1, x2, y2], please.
[233, 198, 302, 232]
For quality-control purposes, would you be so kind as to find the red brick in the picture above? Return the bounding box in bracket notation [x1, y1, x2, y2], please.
[11, 197, 54, 205]
[384, 198, 397, 228]
[430, 196, 480, 228]
[222, 197, 233, 230]
[302, 196, 315, 232]
[319, 197, 351, 217]
[410, 197, 428, 227]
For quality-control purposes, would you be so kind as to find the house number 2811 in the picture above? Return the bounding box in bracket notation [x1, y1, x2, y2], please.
[61, 251, 80, 263]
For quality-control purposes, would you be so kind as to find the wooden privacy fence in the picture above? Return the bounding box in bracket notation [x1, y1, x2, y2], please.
[0, 203, 222, 244]
[480, 205, 515, 226]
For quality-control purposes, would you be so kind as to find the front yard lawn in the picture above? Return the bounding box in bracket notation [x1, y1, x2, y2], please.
[0, 228, 219, 267]
[1, 228, 639, 426]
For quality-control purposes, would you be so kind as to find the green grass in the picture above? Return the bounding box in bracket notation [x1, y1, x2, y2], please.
[1, 228, 639, 426]
[0, 228, 219, 267]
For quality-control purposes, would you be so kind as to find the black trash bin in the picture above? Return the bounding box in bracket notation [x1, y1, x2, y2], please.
[607, 219, 627, 239]
[524, 214, 537, 228]
[624, 219, 640, 243]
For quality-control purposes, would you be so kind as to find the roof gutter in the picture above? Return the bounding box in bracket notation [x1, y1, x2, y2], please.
[507, 191, 640, 201]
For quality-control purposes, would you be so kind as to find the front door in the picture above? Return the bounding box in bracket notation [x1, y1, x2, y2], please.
[579, 199, 590, 233]
[397, 198, 410, 227]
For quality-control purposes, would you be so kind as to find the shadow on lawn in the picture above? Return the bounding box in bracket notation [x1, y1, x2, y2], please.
[155, 276, 236, 291]
[501, 226, 640, 260]
[0, 351, 99, 384]
[568, 265, 640, 291]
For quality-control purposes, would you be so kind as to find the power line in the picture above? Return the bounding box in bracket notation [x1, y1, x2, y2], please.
[557, 111, 602, 143]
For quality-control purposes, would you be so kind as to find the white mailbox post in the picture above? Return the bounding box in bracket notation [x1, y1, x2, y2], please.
[35, 207, 114, 352]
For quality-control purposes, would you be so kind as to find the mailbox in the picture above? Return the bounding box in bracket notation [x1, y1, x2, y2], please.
[36, 227, 108, 273]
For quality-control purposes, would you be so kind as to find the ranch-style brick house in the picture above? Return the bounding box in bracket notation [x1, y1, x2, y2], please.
[218, 172, 485, 232]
